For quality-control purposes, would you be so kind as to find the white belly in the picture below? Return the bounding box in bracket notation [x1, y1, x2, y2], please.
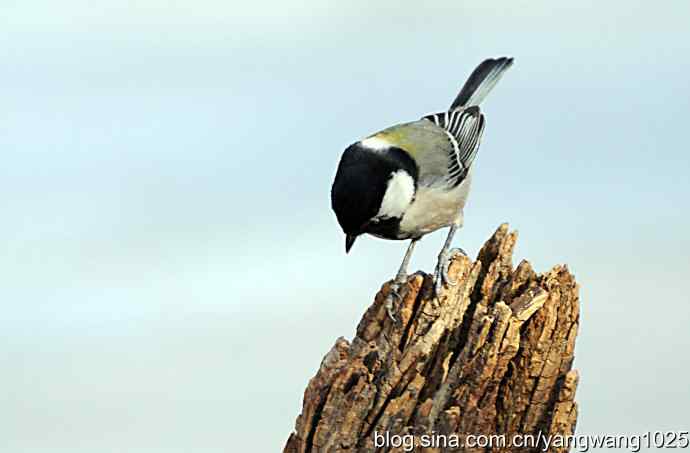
[399, 174, 472, 237]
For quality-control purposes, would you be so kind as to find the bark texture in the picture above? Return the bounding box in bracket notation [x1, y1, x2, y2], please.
[285, 224, 580, 453]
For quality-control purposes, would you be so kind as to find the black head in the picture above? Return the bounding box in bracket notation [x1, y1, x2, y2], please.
[330, 142, 418, 252]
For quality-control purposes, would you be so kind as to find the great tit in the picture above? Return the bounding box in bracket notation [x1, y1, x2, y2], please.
[331, 57, 513, 317]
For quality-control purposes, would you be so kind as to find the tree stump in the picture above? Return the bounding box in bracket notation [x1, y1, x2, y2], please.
[285, 224, 580, 453]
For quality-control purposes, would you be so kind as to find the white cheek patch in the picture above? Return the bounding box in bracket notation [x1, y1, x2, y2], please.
[377, 170, 415, 219]
[360, 136, 390, 151]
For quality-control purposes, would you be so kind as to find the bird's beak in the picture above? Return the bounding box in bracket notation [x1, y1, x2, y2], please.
[345, 234, 357, 253]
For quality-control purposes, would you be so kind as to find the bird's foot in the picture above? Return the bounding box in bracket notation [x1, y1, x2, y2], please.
[384, 275, 408, 323]
[434, 247, 467, 296]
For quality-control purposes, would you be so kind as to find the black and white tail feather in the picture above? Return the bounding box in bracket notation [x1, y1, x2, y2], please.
[450, 57, 514, 110]
[423, 57, 513, 186]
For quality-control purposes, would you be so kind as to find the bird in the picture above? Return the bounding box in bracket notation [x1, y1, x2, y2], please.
[331, 57, 513, 319]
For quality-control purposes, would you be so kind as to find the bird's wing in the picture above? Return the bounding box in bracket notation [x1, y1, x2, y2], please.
[366, 106, 484, 189]
[420, 106, 485, 187]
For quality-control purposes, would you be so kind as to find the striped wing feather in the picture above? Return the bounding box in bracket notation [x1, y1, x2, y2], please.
[422, 106, 485, 187]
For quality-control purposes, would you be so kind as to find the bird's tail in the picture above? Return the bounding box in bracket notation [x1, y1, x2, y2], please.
[450, 57, 513, 110]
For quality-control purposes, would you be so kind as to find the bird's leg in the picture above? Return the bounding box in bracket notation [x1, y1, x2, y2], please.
[385, 238, 419, 321]
[434, 223, 467, 296]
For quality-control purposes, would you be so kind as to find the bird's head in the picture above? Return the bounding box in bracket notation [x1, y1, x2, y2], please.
[330, 139, 418, 253]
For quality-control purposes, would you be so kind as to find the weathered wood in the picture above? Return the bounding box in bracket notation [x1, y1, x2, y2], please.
[285, 224, 580, 453]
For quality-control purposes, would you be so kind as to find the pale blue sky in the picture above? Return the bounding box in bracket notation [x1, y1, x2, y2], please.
[2, 1, 690, 451]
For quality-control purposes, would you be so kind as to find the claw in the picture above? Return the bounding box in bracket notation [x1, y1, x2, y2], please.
[384, 278, 407, 323]
[433, 247, 467, 296]
[384, 292, 399, 322]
